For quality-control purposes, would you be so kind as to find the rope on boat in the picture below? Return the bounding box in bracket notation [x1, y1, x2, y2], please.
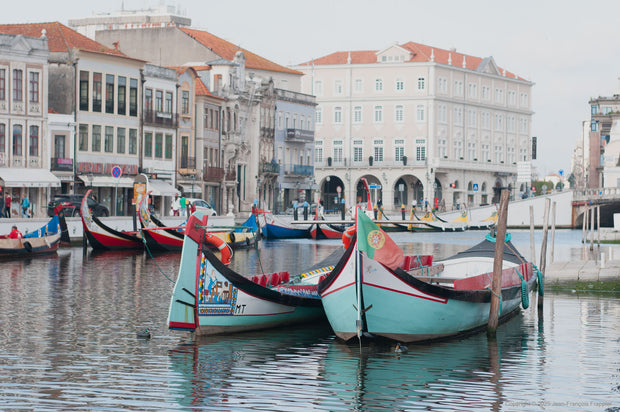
[141, 235, 176, 284]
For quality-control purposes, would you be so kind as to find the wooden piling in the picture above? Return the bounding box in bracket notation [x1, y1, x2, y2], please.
[550, 202, 557, 264]
[581, 206, 587, 244]
[597, 205, 601, 248]
[488, 190, 510, 335]
[590, 204, 595, 251]
[529, 205, 536, 266]
[538, 198, 551, 310]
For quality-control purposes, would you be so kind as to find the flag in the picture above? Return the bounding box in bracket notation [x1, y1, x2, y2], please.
[356, 209, 404, 270]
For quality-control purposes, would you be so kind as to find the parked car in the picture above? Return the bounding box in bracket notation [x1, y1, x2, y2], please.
[47, 194, 110, 217]
[185, 198, 217, 216]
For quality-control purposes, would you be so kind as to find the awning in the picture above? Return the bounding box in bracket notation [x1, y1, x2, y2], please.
[148, 179, 179, 197]
[179, 184, 202, 194]
[0, 168, 61, 188]
[78, 175, 134, 188]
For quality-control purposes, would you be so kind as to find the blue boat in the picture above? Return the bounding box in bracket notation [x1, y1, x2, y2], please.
[258, 212, 310, 239]
[319, 214, 537, 343]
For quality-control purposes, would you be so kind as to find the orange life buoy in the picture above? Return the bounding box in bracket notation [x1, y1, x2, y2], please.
[205, 233, 233, 266]
[342, 225, 356, 250]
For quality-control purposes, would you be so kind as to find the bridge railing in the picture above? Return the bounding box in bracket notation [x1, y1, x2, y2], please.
[573, 187, 620, 202]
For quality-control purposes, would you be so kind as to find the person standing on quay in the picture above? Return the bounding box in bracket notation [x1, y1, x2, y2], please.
[179, 194, 187, 217]
[0, 191, 4, 218]
[5, 192, 11, 218]
[21, 195, 30, 218]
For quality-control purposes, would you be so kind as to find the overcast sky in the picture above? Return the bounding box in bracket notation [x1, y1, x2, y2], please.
[4, 0, 620, 178]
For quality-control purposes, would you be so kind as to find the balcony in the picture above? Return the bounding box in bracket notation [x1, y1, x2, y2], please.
[204, 166, 225, 181]
[225, 169, 236, 181]
[143, 110, 179, 128]
[51, 157, 73, 171]
[286, 164, 313, 176]
[261, 127, 275, 139]
[180, 157, 196, 169]
[261, 161, 280, 174]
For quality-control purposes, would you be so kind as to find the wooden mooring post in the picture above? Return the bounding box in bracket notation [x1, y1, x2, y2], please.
[529, 205, 536, 265]
[538, 198, 551, 311]
[550, 201, 557, 264]
[488, 190, 510, 336]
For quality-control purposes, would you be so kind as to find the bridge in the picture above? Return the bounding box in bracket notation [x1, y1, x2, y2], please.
[438, 188, 620, 229]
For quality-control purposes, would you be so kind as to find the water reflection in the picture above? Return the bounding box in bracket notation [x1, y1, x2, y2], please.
[0, 233, 618, 410]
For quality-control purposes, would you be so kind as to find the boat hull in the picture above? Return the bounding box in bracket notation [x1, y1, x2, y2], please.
[319, 235, 536, 343]
[0, 234, 60, 258]
[168, 212, 330, 336]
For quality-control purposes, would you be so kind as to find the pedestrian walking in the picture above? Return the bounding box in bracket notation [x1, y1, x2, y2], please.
[179, 194, 187, 217]
[171, 194, 180, 216]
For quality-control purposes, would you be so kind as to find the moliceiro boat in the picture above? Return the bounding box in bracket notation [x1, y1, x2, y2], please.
[168, 212, 340, 335]
[81, 189, 143, 250]
[319, 210, 537, 343]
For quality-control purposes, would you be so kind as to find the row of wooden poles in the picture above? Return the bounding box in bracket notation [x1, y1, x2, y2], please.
[488, 191, 557, 335]
[582, 205, 601, 251]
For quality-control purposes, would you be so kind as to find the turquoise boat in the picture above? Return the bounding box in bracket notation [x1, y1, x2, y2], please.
[319, 229, 537, 343]
[168, 212, 341, 336]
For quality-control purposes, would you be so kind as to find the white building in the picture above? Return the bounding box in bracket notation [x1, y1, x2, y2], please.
[292, 42, 534, 211]
[0, 31, 60, 217]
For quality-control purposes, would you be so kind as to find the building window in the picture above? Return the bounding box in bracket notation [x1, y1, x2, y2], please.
[182, 91, 189, 114]
[415, 138, 426, 161]
[354, 79, 363, 93]
[495, 88, 504, 103]
[453, 139, 463, 159]
[144, 132, 153, 157]
[165, 91, 173, 113]
[79, 71, 89, 111]
[481, 112, 490, 129]
[117, 127, 125, 154]
[315, 107, 322, 124]
[507, 115, 515, 132]
[394, 139, 404, 162]
[353, 106, 362, 123]
[29, 72, 39, 103]
[28, 125, 38, 156]
[117, 76, 126, 115]
[353, 139, 363, 162]
[454, 107, 463, 125]
[481, 86, 490, 100]
[12, 124, 22, 156]
[79, 124, 88, 151]
[129, 78, 138, 116]
[155, 133, 163, 158]
[145, 88, 153, 113]
[13, 69, 23, 102]
[416, 105, 425, 122]
[507, 145, 515, 164]
[104, 126, 114, 153]
[0, 69, 5, 100]
[437, 137, 447, 158]
[396, 79, 405, 91]
[438, 77, 447, 93]
[155, 90, 163, 112]
[454, 80, 463, 97]
[467, 141, 476, 160]
[165, 134, 173, 159]
[468, 83, 477, 98]
[315, 141, 323, 162]
[334, 80, 343, 95]
[333, 140, 343, 163]
[375, 78, 383, 92]
[374, 105, 383, 123]
[395, 105, 404, 122]
[334, 106, 342, 124]
[314, 80, 323, 96]
[481, 143, 490, 162]
[129, 128, 137, 155]
[373, 139, 384, 162]
[494, 114, 503, 131]
[468, 109, 476, 127]
[520, 118, 528, 133]
[105, 74, 114, 114]
[92, 125, 101, 152]
[494, 144, 503, 163]
[520, 93, 528, 107]
[438, 104, 447, 123]
[417, 77, 425, 90]
[508, 90, 516, 105]
[93, 73, 102, 112]
[0, 123, 4, 153]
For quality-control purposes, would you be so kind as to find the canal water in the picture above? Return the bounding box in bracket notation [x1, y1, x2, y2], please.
[0, 230, 618, 411]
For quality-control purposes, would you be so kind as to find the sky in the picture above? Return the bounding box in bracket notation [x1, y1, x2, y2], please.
[3, 0, 620, 178]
